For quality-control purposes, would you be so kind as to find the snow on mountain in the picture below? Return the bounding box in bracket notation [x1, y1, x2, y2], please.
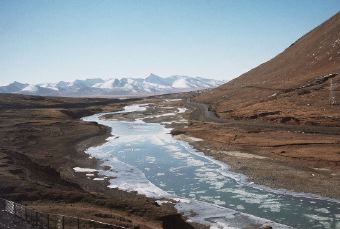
[21, 84, 38, 92]
[93, 79, 117, 89]
[0, 74, 224, 97]
[38, 83, 59, 91]
[172, 78, 189, 88]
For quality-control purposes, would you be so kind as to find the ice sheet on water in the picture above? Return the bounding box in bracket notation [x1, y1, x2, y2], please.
[175, 200, 292, 229]
[97, 158, 171, 198]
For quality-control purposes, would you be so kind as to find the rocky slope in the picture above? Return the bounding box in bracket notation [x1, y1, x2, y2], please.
[196, 12, 340, 126]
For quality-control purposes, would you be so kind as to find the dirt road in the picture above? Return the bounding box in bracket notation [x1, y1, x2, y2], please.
[186, 97, 340, 136]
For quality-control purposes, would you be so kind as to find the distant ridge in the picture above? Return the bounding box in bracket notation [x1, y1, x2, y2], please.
[0, 74, 223, 97]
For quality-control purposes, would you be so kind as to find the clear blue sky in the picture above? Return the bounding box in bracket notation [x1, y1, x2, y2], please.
[0, 0, 339, 85]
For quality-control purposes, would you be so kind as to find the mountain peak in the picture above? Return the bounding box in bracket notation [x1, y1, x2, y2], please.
[9, 81, 26, 86]
[146, 73, 161, 79]
[145, 73, 168, 85]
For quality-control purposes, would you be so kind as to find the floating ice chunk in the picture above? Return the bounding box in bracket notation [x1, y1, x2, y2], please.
[213, 199, 226, 205]
[145, 156, 156, 163]
[236, 205, 245, 210]
[259, 201, 281, 212]
[315, 208, 330, 214]
[304, 214, 332, 228]
[186, 157, 205, 167]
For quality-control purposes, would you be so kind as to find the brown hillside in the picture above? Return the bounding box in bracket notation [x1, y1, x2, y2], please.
[197, 12, 340, 126]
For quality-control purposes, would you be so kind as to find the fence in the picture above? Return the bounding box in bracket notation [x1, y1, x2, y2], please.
[0, 198, 139, 229]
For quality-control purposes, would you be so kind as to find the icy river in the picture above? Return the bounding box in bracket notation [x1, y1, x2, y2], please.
[81, 104, 340, 229]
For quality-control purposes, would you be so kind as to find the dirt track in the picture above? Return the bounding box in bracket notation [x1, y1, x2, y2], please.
[187, 97, 340, 136]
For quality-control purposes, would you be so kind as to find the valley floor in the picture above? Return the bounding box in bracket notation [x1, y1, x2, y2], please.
[0, 92, 339, 229]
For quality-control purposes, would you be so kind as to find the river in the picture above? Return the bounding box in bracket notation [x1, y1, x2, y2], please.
[81, 104, 340, 229]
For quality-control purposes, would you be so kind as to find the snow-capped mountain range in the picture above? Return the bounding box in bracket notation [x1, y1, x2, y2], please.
[0, 74, 223, 97]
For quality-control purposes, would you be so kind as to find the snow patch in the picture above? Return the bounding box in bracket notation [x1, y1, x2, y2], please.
[172, 79, 189, 88]
[21, 84, 38, 92]
[73, 167, 98, 173]
[177, 108, 187, 113]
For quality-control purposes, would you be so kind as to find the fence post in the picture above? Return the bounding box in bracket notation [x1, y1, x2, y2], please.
[62, 215, 64, 229]
[36, 211, 38, 226]
[77, 217, 80, 229]
[47, 214, 50, 229]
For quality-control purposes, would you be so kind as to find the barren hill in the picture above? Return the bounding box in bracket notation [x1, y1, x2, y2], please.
[196, 12, 340, 126]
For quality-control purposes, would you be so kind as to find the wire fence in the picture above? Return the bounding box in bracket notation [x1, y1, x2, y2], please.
[0, 198, 139, 229]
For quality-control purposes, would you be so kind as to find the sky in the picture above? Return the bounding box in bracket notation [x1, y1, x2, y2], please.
[0, 0, 339, 85]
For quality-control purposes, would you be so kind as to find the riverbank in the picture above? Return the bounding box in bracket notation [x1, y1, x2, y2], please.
[166, 95, 340, 200]
[176, 122, 340, 199]
[0, 93, 197, 229]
